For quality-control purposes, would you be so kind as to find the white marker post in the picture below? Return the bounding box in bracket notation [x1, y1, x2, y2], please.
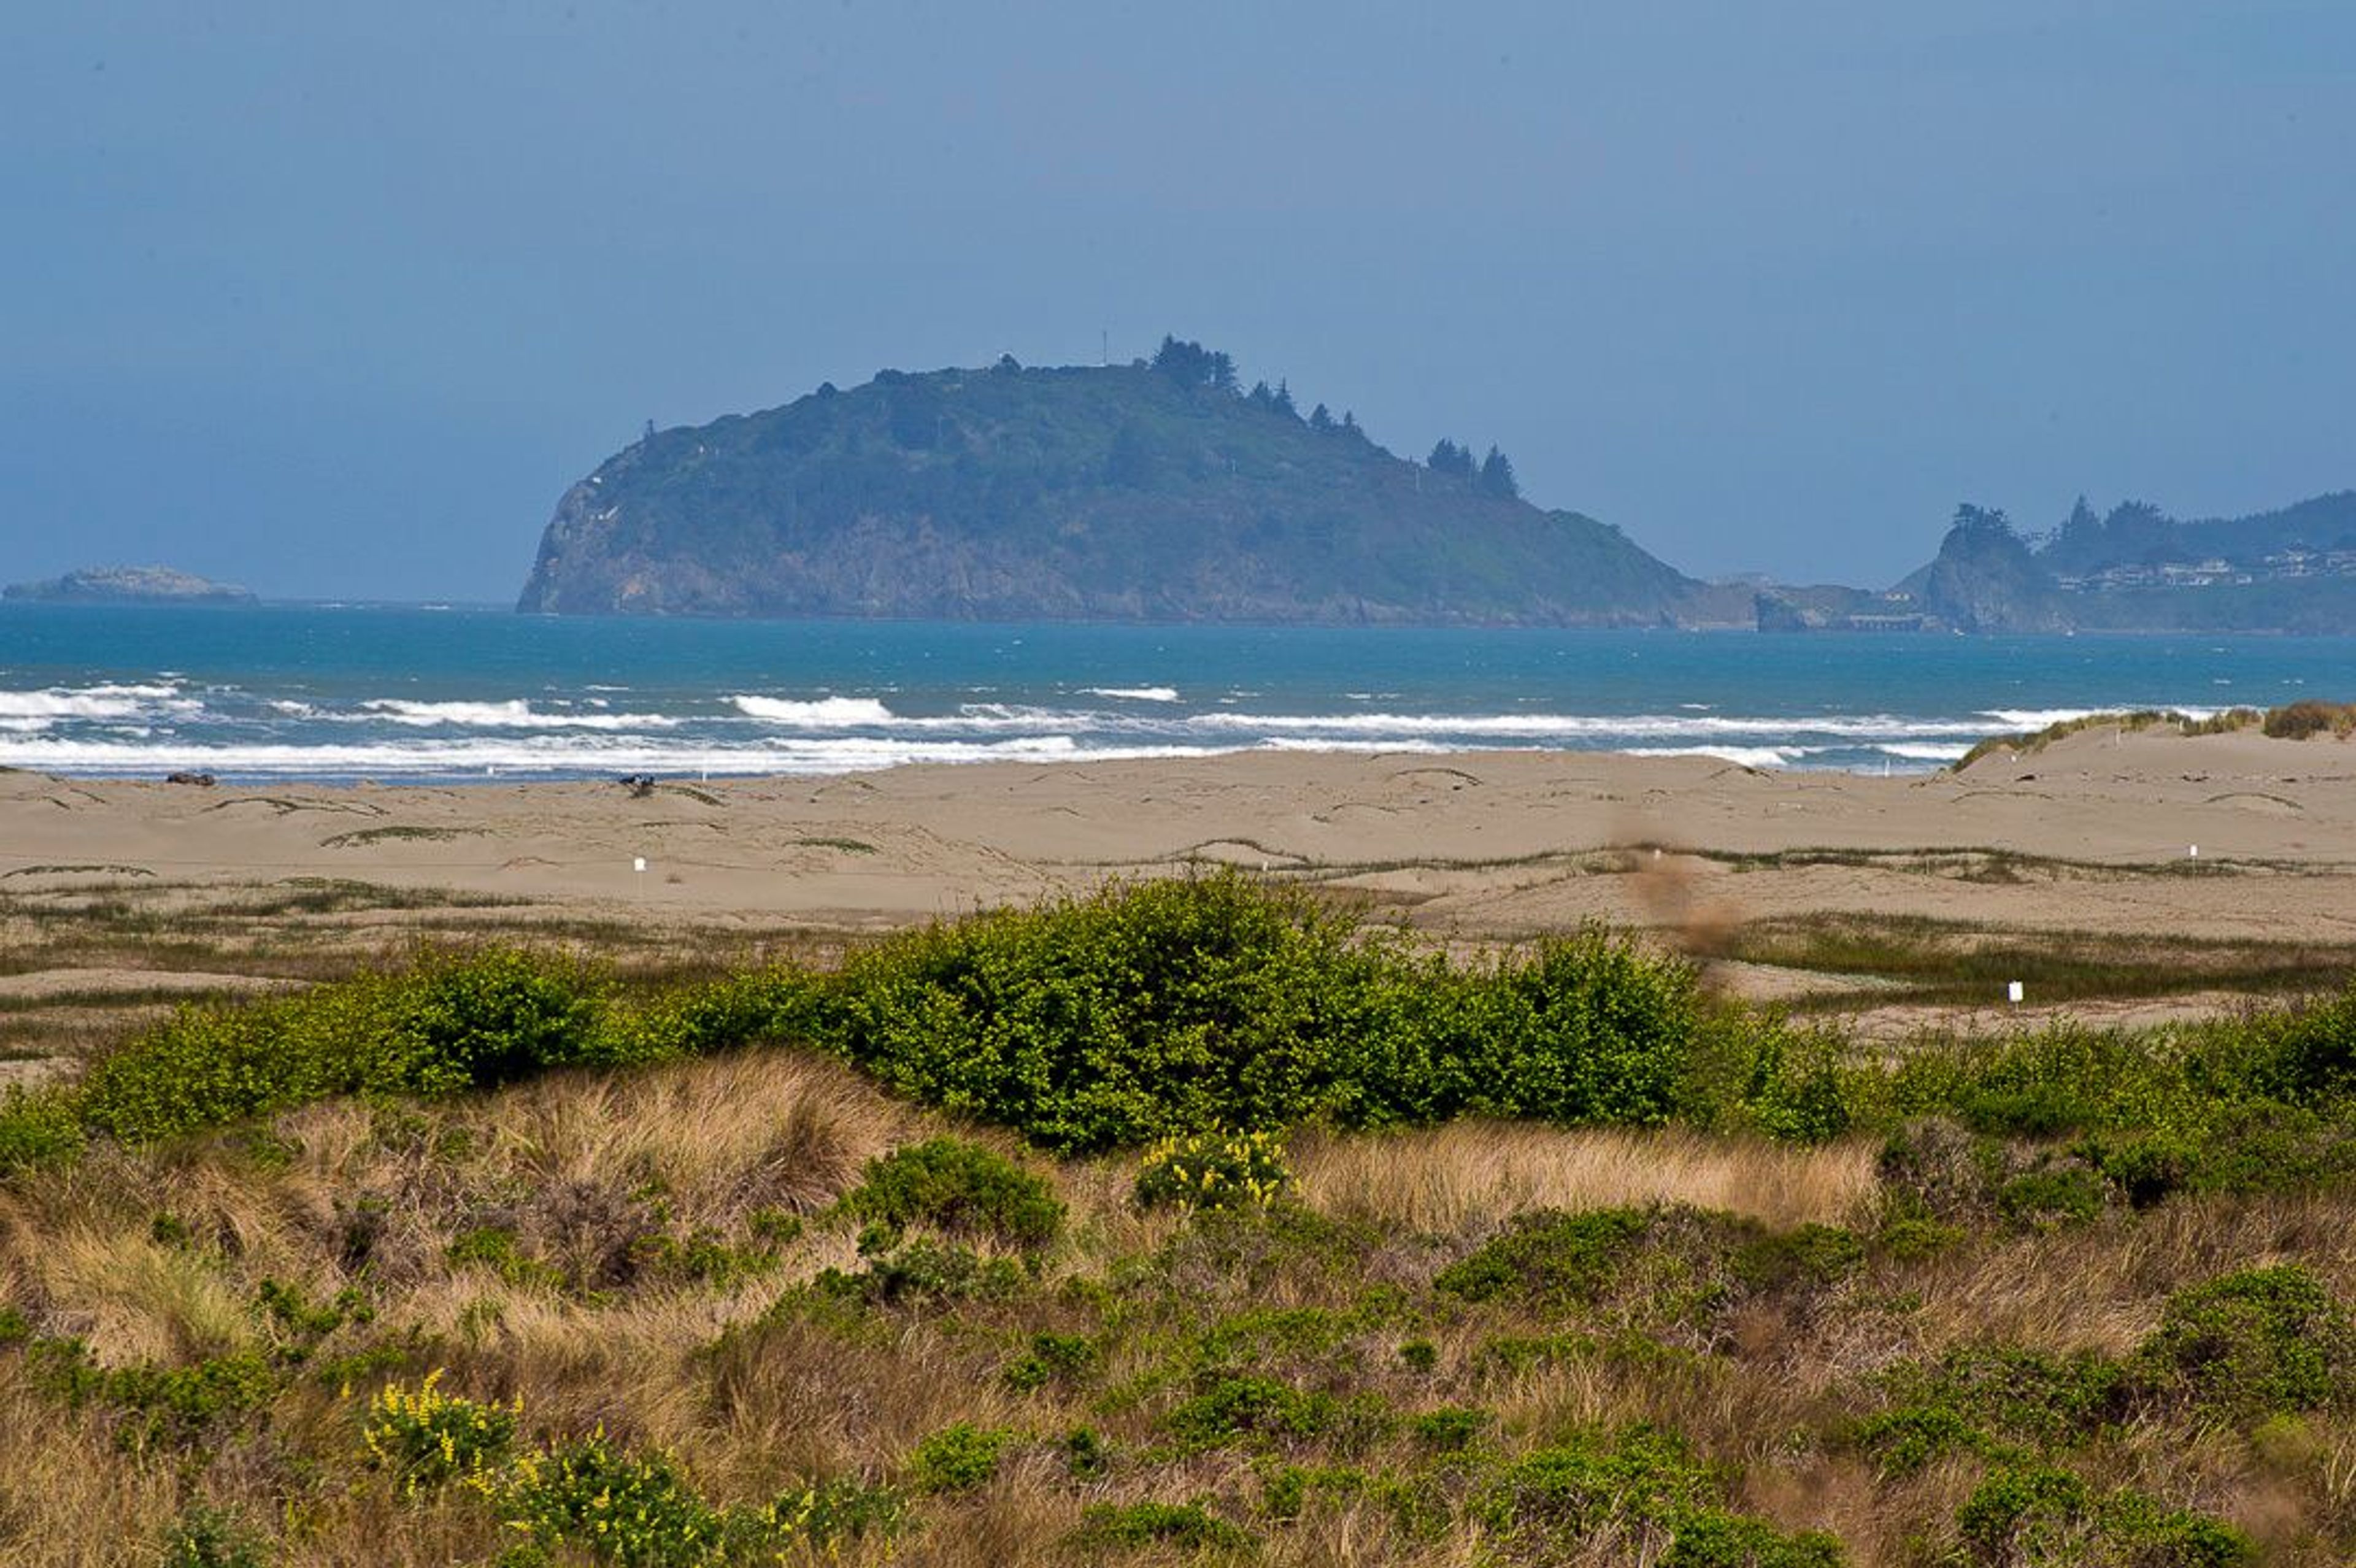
[2006, 980, 2025, 1005]
[633, 856, 647, 875]
[2189, 845, 2198, 859]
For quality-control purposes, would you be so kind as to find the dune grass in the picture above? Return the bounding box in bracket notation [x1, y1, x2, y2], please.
[0, 874, 2350, 1562]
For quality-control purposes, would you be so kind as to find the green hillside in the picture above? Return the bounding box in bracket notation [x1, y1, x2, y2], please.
[517, 342, 1703, 623]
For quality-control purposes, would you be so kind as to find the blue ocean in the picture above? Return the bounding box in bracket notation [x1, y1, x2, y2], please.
[2, 602, 2352, 783]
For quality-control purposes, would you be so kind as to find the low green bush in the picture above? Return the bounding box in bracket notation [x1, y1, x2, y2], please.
[0, 1084, 87, 1175]
[361, 1369, 519, 1493]
[1434, 1207, 1652, 1307]
[2131, 1264, 2354, 1423]
[907, 1421, 1016, 1493]
[1165, 1373, 1347, 1451]
[1857, 1344, 2129, 1474]
[1436, 1205, 1842, 1336]
[1995, 1167, 2108, 1228]
[2260, 981, 2356, 1105]
[500, 1433, 725, 1564]
[798, 874, 1712, 1153]
[76, 947, 613, 1146]
[840, 1136, 1064, 1248]
[1134, 1128, 1292, 1211]
[814, 1234, 1025, 1307]
[1473, 1424, 1839, 1563]
[1955, 1464, 2250, 1567]
[161, 1506, 268, 1568]
[600, 967, 816, 1061]
[28, 1339, 279, 1454]
[1002, 1330, 1095, 1393]
[1076, 1499, 1252, 1551]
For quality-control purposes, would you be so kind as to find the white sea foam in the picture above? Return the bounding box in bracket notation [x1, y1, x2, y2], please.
[729, 695, 897, 724]
[1977, 707, 2100, 729]
[1623, 745, 1797, 769]
[1177, 710, 2000, 739]
[0, 683, 196, 721]
[1879, 742, 1973, 761]
[1078, 686, 1180, 702]
[360, 699, 680, 731]
[0, 732, 1238, 779]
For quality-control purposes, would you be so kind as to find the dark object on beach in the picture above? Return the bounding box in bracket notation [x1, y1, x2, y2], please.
[164, 771, 217, 787]
[619, 773, 656, 797]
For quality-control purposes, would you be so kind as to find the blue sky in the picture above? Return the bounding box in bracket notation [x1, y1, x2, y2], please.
[4, 1, 2350, 599]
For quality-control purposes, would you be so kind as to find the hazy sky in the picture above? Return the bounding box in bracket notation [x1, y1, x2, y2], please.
[5, 2, 2351, 600]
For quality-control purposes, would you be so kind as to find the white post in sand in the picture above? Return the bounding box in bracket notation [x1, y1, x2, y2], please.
[2188, 844, 2198, 859]
[633, 856, 647, 875]
[2006, 980, 2024, 1005]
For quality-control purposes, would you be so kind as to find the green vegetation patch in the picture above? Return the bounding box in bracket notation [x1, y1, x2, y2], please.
[1472, 1424, 1841, 1567]
[840, 1136, 1065, 1249]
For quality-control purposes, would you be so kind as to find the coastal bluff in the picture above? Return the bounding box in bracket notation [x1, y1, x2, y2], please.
[517, 345, 1727, 626]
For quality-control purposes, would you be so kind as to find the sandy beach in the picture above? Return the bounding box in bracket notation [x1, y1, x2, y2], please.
[7, 724, 2355, 926]
[6, 723, 2354, 1008]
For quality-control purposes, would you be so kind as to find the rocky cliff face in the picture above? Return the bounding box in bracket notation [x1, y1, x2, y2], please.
[517, 359, 1706, 625]
[1915, 517, 2072, 634]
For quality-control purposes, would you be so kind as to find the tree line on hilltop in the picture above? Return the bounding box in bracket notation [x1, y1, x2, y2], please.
[1152, 335, 1520, 500]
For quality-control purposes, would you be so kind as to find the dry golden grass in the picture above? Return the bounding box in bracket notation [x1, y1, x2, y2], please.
[1288, 1120, 1881, 1237]
[0, 1372, 180, 1567]
[1901, 1186, 2356, 1360]
[2, 1041, 2352, 1564]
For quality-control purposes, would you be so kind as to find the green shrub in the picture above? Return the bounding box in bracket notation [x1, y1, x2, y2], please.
[734, 1477, 905, 1551]
[1063, 1425, 1108, 1478]
[360, 1369, 519, 1493]
[1664, 1510, 1845, 1568]
[1002, 1330, 1095, 1393]
[374, 947, 613, 1093]
[1434, 1205, 1815, 1335]
[28, 1339, 279, 1453]
[1731, 1026, 1855, 1145]
[1728, 1224, 1866, 1293]
[1473, 1424, 1719, 1539]
[2076, 1131, 2198, 1208]
[1477, 1425, 1846, 1562]
[1076, 1499, 1252, 1551]
[445, 1227, 565, 1292]
[1408, 1405, 1491, 1451]
[807, 874, 1377, 1152]
[628, 1228, 781, 1290]
[1165, 1374, 1344, 1450]
[1134, 1128, 1292, 1211]
[77, 947, 610, 1146]
[1954, 1466, 2093, 1562]
[1995, 1167, 2108, 1228]
[2262, 982, 2356, 1105]
[1434, 1207, 1651, 1307]
[2131, 1264, 2355, 1422]
[501, 1433, 725, 1566]
[1857, 1345, 2130, 1473]
[602, 967, 817, 1060]
[814, 1235, 1025, 1307]
[0, 1083, 86, 1175]
[841, 1136, 1064, 1248]
[800, 875, 1709, 1152]
[161, 1506, 268, 1568]
[1955, 1466, 2250, 1567]
[907, 1421, 1015, 1493]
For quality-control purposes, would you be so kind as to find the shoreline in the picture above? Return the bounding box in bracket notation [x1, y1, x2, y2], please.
[7, 724, 2354, 946]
